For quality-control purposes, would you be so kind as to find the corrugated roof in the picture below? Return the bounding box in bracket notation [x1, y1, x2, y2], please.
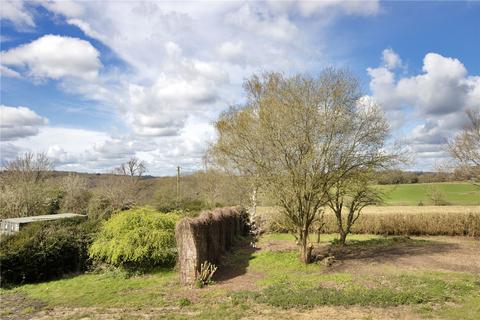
[1, 213, 87, 223]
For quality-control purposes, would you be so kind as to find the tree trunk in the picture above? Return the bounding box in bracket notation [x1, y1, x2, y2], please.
[299, 229, 313, 264]
[338, 230, 347, 245]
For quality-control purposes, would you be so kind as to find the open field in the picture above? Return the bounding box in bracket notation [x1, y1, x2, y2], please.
[257, 206, 480, 236]
[1, 234, 479, 319]
[375, 183, 480, 206]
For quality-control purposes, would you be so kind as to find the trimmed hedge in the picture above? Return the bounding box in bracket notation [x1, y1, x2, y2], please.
[0, 218, 99, 287]
[89, 206, 179, 270]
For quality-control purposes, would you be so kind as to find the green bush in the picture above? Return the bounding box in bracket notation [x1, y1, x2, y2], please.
[89, 206, 179, 270]
[0, 218, 99, 287]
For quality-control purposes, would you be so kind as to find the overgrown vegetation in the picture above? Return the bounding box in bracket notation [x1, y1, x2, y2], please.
[89, 206, 179, 270]
[258, 206, 480, 236]
[0, 218, 98, 286]
[0, 152, 60, 218]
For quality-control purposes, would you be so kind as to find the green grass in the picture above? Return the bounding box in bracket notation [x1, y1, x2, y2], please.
[228, 245, 480, 310]
[2, 234, 479, 319]
[0, 268, 177, 308]
[257, 271, 478, 309]
[436, 294, 480, 320]
[376, 182, 480, 205]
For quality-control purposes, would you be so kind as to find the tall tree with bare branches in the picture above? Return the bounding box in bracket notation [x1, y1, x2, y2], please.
[210, 69, 394, 263]
[448, 109, 480, 186]
[97, 157, 147, 213]
[0, 152, 54, 218]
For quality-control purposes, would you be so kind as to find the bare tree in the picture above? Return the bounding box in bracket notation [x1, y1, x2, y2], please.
[211, 70, 394, 263]
[115, 157, 146, 178]
[97, 157, 147, 212]
[60, 173, 91, 214]
[327, 172, 383, 245]
[448, 109, 480, 186]
[0, 152, 54, 218]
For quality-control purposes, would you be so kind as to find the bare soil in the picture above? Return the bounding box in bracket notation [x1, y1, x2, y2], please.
[327, 236, 480, 275]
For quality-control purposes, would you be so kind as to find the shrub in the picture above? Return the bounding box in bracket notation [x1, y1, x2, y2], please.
[195, 261, 218, 288]
[0, 218, 99, 287]
[89, 206, 179, 270]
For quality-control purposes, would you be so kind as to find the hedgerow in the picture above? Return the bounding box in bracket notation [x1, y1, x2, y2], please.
[0, 218, 98, 286]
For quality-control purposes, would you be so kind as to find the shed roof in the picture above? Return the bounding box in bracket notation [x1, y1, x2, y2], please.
[1, 213, 86, 224]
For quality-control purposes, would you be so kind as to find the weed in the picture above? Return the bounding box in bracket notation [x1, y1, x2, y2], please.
[178, 297, 192, 307]
[195, 261, 217, 288]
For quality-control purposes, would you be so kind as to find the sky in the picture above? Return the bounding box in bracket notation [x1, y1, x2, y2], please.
[1, 0, 479, 176]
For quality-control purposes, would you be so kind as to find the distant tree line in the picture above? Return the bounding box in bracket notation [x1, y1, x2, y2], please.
[0, 153, 251, 219]
[374, 169, 468, 185]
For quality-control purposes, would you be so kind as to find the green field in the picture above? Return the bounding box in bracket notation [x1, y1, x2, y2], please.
[376, 182, 480, 206]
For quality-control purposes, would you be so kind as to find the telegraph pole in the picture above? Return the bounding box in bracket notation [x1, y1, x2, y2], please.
[176, 166, 180, 204]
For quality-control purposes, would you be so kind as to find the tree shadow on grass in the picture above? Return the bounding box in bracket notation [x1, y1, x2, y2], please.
[317, 236, 460, 267]
[213, 238, 260, 282]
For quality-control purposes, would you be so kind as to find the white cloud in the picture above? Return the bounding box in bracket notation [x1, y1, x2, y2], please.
[368, 51, 478, 114]
[5, 126, 113, 171]
[295, 0, 380, 17]
[0, 65, 21, 78]
[0, 105, 48, 141]
[367, 49, 480, 170]
[1, 1, 385, 174]
[1, 34, 101, 80]
[225, 3, 298, 42]
[0, 0, 34, 28]
[217, 41, 246, 65]
[66, 18, 104, 41]
[40, 0, 85, 18]
[382, 48, 402, 70]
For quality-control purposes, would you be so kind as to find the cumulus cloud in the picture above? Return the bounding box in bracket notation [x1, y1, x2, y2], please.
[217, 41, 246, 65]
[0, 0, 34, 28]
[225, 3, 298, 42]
[2, 1, 385, 174]
[0, 105, 48, 141]
[0, 65, 21, 78]
[382, 48, 403, 70]
[1, 35, 101, 80]
[368, 51, 477, 115]
[4, 126, 115, 171]
[367, 49, 480, 170]
[295, 0, 380, 17]
[40, 0, 85, 18]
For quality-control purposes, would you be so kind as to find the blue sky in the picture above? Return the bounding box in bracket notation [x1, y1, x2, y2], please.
[1, 1, 479, 175]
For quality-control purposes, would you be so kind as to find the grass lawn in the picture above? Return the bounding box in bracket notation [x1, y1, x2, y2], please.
[376, 182, 480, 205]
[2, 234, 479, 319]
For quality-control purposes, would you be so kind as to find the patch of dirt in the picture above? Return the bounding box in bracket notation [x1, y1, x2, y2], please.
[0, 293, 46, 320]
[19, 307, 199, 320]
[327, 236, 480, 275]
[260, 240, 297, 253]
[245, 304, 423, 320]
